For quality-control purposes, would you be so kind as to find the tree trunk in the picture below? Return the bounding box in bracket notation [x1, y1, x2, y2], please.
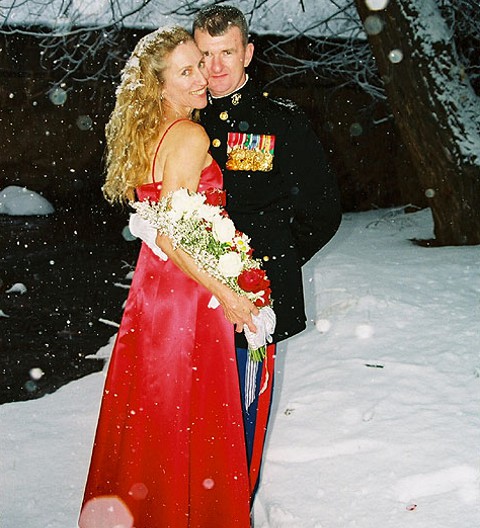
[354, 0, 480, 245]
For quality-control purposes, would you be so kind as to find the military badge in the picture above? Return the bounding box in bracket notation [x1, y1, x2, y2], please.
[226, 133, 275, 172]
[231, 93, 242, 105]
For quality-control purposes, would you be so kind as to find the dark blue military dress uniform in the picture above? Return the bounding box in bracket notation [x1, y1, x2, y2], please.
[201, 79, 341, 347]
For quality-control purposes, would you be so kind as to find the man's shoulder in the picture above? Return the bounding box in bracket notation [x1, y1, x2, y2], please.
[249, 87, 305, 121]
[268, 94, 301, 113]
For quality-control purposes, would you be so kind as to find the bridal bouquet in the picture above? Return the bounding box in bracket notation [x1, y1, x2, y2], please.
[132, 188, 275, 360]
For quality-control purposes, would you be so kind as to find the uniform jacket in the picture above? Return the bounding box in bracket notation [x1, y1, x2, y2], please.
[201, 80, 341, 346]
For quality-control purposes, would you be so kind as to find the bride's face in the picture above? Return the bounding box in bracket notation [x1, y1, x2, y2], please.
[161, 40, 209, 115]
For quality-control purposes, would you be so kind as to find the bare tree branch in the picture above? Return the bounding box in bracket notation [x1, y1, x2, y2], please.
[0, 0, 478, 97]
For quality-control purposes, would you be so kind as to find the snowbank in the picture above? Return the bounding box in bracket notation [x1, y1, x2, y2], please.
[0, 186, 55, 216]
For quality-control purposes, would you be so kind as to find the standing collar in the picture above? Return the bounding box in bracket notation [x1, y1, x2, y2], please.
[208, 75, 250, 107]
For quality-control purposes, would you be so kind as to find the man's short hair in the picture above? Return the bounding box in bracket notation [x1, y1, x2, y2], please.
[192, 4, 249, 47]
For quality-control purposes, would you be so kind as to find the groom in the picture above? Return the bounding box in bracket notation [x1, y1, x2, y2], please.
[132, 4, 341, 499]
[192, 3, 341, 495]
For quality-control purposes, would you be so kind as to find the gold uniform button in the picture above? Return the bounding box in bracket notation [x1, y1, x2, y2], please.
[262, 255, 270, 262]
[212, 138, 221, 148]
[219, 111, 229, 121]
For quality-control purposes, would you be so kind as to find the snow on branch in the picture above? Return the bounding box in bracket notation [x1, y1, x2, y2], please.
[397, 0, 480, 165]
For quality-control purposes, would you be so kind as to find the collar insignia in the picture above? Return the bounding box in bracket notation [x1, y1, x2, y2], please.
[231, 93, 242, 106]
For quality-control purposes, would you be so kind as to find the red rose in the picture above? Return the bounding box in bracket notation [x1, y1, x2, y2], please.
[238, 268, 270, 293]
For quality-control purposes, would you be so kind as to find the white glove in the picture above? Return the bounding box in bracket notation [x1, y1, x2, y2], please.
[128, 213, 168, 261]
[208, 296, 276, 356]
[243, 306, 276, 353]
[208, 295, 220, 309]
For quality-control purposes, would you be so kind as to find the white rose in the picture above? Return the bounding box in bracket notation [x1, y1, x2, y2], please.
[218, 252, 243, 277]
[212, 216, 236, 243]
[198, 203, 221, 223]
[170, 188, 205, 219]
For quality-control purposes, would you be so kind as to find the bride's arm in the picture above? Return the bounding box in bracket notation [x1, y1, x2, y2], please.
[154, 121, 258, 333]
[156, 231, 258, 333]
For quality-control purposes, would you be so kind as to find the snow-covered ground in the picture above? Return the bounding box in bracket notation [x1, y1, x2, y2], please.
[1, 205, 480, 528]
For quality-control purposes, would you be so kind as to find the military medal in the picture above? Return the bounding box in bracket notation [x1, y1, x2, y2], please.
[226, 133, 275, 171]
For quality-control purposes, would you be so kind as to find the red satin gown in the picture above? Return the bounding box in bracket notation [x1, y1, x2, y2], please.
[80, 128, 251, 527]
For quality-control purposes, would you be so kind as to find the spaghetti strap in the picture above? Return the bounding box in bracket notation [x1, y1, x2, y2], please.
[151, 118, 190, 182]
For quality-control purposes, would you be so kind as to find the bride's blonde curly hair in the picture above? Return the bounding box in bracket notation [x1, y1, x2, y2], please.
[103, 26, 194, 204]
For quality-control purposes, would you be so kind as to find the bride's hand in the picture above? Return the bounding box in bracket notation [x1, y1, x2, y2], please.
[217, 286, 259, 334]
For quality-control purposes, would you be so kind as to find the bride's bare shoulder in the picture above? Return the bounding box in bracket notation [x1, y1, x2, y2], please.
[175, 119, 208, 140]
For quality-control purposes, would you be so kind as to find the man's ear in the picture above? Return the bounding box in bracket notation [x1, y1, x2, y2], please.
[244, 42, 254, 68]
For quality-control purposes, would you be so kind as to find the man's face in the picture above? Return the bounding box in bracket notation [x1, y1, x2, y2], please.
[194, 26, 254, 97]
